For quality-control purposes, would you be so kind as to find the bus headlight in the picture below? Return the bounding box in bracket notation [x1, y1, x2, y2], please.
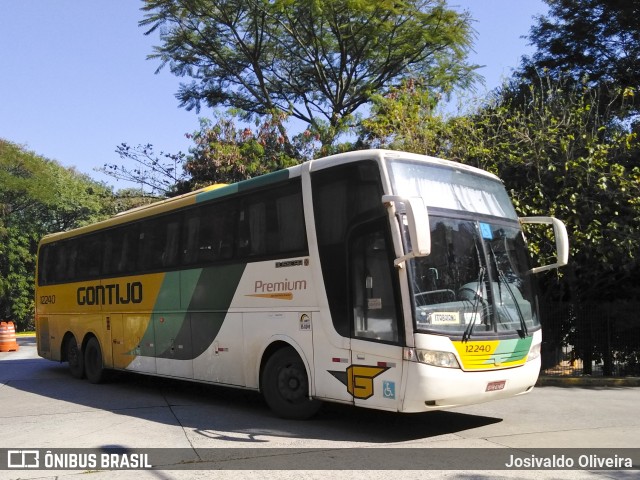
[527, 343, 541, 362]
[405, 348, 461, 368]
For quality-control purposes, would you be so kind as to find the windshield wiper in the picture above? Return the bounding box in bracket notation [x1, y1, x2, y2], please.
[462, 267, 484, 342]
[488, 244, 529, 338]
[462, 239, 487, 342]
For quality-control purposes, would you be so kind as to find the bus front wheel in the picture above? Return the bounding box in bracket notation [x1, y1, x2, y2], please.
[261, 347, 321, 420]
[84, 337, 105, 384]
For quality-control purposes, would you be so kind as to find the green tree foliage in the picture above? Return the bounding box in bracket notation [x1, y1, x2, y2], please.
[111, 188, 160, 212]
[359, 77, 451, 154]
[141, 0, 477, 147]
[522, 0, 640, 114]
[178, 113, 301, 191]
[104, 144, 189, 197]
[469, 80, 639, 303]
[108, 113, 305, 196]
[0, 140, 114, 330]
[362, 77, 640, 303]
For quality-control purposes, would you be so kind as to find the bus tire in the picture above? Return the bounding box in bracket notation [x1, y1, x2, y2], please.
[84, 337, 105, 384]
[261, 347, 321, 420]
[66, 336, 84, 379]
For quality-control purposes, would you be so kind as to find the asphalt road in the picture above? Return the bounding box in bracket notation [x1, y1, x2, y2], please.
[1, 336, 638, 480]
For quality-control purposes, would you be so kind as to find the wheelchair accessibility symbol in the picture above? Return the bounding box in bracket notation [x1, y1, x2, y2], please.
[383, 381, 395, 399]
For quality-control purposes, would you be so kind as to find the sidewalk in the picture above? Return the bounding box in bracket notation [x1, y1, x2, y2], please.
[537, 375, 640, 387]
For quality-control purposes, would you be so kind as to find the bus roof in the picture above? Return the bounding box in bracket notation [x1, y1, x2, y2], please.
[308, 149, 500, 181]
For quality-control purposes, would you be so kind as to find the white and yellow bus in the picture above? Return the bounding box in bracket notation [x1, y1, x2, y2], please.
[36, 149, 568, 419]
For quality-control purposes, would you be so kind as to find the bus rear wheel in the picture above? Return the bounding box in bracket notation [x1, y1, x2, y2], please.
[261, 347, 321, 420]
[66, 336, 84, 379]
[84, 337, 105, 384]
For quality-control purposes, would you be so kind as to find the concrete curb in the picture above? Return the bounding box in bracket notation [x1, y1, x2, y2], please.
[537, 375, 640, 388]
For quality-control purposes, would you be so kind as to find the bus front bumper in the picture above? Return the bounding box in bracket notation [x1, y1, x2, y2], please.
[400, 358, 540, 412]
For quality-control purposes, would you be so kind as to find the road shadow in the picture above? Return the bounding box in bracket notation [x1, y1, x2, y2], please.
[1, 348, 503, 445]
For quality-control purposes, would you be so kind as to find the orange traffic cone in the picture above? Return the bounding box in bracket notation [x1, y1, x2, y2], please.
[0, 321, 19, 352]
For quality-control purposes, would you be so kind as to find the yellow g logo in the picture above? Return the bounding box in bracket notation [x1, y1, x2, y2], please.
[329, 365, 388, 400]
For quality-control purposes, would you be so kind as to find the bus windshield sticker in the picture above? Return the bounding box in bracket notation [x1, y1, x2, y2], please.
[480, 222, 493, 240]
[431, 312, 460, 325]
[367, 298, 382, 310]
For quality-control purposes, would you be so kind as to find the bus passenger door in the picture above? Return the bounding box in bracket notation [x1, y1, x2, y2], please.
[348, 220, 404, 411]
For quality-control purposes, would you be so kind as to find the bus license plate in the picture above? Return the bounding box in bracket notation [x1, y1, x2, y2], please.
[486, 380, 506, 392]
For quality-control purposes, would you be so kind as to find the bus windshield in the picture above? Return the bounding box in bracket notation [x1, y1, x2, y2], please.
[388, 159, 538, 337]
[407, 217, 539, 337]
[388, 159, 518, 219]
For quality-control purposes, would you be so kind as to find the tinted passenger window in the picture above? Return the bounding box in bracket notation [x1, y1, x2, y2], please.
[138, 217, 166, 271]
[75, 234, 102, 279]
[182, 201, 236, 265]
[103, 223, 139, 275]
[238, 183, 306, 258]
[38, 179, 307, 285]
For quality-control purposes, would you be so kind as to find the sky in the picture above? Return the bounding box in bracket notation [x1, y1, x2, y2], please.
[0, 0, 548, 190]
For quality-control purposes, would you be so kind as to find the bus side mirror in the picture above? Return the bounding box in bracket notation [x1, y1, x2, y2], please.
[382, 195, 431, 266]
[519, 216, 569, 274]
